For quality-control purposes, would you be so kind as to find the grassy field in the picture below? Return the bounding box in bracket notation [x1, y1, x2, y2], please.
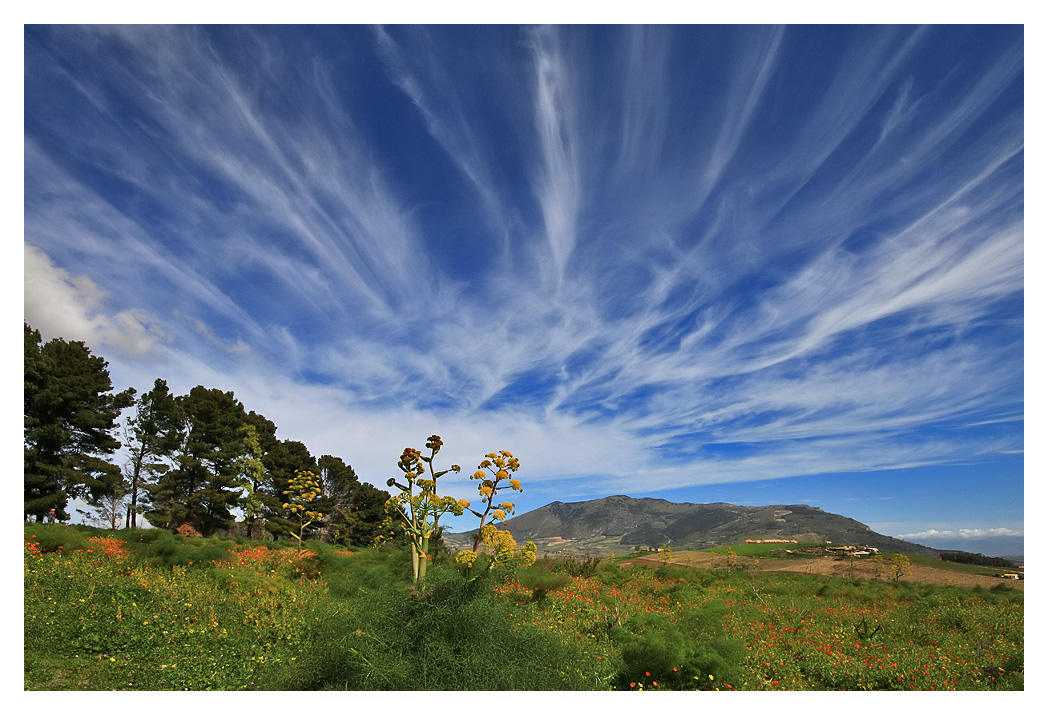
[705, 542, 821, 557]
[906, 554, 1021, 578]
[24, 525, 1023, 691]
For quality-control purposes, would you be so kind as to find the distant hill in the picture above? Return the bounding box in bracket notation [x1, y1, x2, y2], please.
[444, 494, 940, 558]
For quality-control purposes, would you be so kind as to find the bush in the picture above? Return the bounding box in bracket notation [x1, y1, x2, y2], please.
[268, 564, 617, 690]
[24, 524, 95, 554]
[542, 555, 602, 578]
[516, 564, 569, 602]
[611, 606, 745, 690]
[135, 532, 235, 569]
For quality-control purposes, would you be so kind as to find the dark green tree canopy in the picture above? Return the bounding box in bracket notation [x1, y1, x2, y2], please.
[24, 323, 133, 521]
[317, 454, 388, 546]
[146, 386, 249, 535]
[261, 439, 317, 539]
[123, 378, 184, 529]
[25, 323, 392, 542]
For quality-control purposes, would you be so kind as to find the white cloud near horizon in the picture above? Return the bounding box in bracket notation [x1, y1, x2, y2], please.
[24, 244, 170, 358]
[895, 528, 1024, 541]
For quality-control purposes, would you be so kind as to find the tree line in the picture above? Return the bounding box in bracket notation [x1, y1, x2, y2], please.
[938, 550, 1016, 569]
[24, 323, 390, 546]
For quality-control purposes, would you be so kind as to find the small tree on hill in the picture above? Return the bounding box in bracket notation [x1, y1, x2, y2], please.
[658, 543, 674, 567]
[76, 475, 127, 530]
[284, 469, 325, 558]
[874, 553, 912, 582]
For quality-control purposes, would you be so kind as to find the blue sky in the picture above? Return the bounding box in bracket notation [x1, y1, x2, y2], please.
[23, 25, 1024, 554]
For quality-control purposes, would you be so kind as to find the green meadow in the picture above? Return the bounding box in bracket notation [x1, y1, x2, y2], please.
[25, 524, 1023, 691]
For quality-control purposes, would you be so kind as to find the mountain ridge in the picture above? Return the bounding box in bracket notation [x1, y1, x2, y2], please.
[444, 494, 940, 557]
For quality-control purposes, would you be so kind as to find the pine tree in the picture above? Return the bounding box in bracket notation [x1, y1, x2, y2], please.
[315, 454, 390, 546]
[24, 323, 133, 522]
[144, 386, 248, 535]
[260, 439, 317, 539]
[123, 378, 184, 529]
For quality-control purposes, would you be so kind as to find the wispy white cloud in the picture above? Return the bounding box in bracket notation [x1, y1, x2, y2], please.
[528, 25, 582, 286]
[23, 26, 1023, 514]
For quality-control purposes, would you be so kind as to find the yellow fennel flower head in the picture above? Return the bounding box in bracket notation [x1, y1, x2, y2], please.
[478, 485, 493, 497]
[510, 480, 521, 491]
[457, 499, 471, 509]
[473, 471, 485, 480]
[479, 523, 498, 541]
[494, 458, 506, 468]
[480, 460, 492, 469]
[496, 469, 508, 479]
[455, 550, 478, 567]
[500, 502, 514, 511]
[521, 550, 537, 566]
[492, 530, 517, 556]
[451, 464, 461, 472]
[493, 510, 506, 521]
[486, 453, 497, 459]
[500, 450, 513, 458]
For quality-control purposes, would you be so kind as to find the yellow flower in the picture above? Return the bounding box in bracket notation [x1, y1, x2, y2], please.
[455, 550, 478, 567]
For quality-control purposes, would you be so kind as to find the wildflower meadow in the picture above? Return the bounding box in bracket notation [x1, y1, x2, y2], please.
[24, 523, 1022, 691]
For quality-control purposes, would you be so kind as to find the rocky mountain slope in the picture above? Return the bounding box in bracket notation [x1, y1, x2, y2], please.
[444, 494, 939, 557]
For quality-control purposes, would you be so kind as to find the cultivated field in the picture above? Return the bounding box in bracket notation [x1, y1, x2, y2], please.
[625, 548, 1024, 591]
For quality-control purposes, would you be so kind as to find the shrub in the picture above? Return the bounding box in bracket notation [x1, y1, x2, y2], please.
[612, 607, 745, 690]
[268, 565, 616, 690]
[137, 531, 235, 569]
[544, 555, 602, 578]
[24, 524, 94, 554]
[516, 564, 569, 602]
